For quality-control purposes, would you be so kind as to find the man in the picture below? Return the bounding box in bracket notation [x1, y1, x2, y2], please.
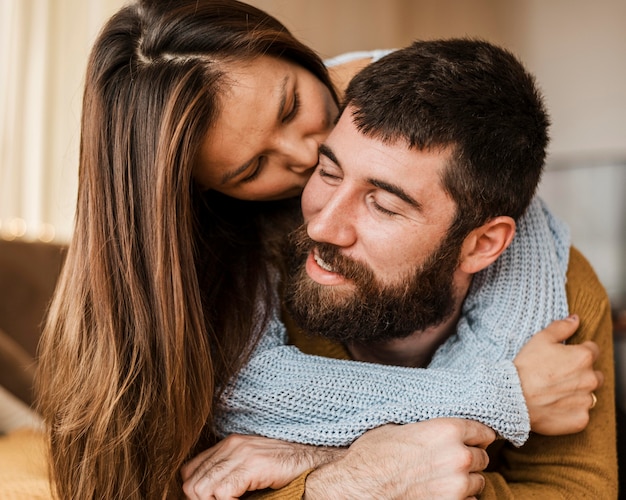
[183, 39, 617, 498]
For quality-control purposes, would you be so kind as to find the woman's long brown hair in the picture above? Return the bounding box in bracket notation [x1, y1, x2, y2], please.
[35, 1, 337, 498]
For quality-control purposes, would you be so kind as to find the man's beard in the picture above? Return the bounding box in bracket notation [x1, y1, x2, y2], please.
[283, 225, 464, 344]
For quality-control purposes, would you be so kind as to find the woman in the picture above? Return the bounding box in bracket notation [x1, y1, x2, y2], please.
[35, 1, 596, 498]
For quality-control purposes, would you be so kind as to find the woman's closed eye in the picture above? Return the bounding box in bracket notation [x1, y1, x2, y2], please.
[282, 91, 300, 123]
[240, 157, 264, 183]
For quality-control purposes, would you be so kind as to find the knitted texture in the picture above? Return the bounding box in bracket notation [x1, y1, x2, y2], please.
[217, 197, 570, 447]
[431, 197, 570, 367]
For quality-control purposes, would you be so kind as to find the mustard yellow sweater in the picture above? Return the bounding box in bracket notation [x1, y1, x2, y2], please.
[257, 247, 618, 499]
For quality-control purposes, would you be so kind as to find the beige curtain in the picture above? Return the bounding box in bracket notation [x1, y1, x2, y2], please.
[0, 0, 123, 243]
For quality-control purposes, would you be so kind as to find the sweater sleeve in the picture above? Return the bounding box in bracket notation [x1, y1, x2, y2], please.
[216, 197, 570, 448]
[216, 313, 529, 446]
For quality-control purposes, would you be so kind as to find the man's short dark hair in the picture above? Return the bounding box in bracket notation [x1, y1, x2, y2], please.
[343, 38, 550, 236]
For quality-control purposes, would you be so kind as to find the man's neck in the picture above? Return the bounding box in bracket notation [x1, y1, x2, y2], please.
[346, 307, 462, 368]
[346, 276, 471, 368]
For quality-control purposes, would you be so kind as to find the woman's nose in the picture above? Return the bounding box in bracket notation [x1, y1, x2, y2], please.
[282, 135, 319, 174]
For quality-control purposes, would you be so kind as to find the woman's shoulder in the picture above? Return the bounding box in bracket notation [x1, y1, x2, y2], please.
[325, 49, 395, 99]
[324, 49, 394, 68]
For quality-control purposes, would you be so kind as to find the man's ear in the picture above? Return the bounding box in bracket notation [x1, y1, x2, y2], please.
[458, 216, 516, 274]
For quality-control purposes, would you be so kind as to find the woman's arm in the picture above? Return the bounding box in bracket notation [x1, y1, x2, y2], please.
[217, 315, 530, 446]
[429, 197, 570, 368]
[327, 57, 370, 102]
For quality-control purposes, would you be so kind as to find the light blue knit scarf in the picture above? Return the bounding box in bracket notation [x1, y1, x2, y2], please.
[217, 196, 570, 447]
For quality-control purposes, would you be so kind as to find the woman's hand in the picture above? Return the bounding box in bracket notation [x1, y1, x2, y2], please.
[514, 315, 603, 435]
[181, 434, 343, 500]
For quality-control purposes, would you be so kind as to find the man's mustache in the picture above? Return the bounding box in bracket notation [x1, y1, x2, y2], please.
[287, 225, 374, 283]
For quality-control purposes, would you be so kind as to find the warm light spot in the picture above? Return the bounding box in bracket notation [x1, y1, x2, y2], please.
[38, 223, 56, 243]
[8, 218, 27, 238]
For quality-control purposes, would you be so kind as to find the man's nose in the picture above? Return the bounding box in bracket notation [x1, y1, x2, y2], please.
[306, 190, 357, 248]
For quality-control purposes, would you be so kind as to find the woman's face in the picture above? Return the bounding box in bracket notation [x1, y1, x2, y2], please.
[195, 56, 338, 201]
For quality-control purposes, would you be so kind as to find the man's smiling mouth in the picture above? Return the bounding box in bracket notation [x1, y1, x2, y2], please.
[314, 251, 335, 272]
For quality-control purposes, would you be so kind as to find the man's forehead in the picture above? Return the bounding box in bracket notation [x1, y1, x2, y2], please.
[331, 108, 454, 156]
[327, 111, 452, 176]
[328, 111, 408, 157]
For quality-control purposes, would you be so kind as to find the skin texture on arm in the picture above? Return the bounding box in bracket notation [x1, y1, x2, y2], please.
[188, 420, 494, 500]
[480, 247, 618, 498]
[303, 419, 494, 500]
[181, 435, 343, 499]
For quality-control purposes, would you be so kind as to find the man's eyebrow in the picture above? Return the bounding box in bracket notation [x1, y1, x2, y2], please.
[320, 143, 421, 210]
[220, 76, 290, 185]
[318, 143, 339, 165]
[368, 179, 422, 210]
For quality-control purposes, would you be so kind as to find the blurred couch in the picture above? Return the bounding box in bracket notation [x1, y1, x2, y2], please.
[0, 239, 66, 407]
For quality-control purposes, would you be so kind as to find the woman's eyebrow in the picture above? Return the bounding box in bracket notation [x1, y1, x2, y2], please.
[276, 75, 289, 120]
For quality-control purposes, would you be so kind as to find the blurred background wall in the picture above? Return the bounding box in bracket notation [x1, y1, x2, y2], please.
[250, 0, 626, 305]
[1, 0, 624, 301]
